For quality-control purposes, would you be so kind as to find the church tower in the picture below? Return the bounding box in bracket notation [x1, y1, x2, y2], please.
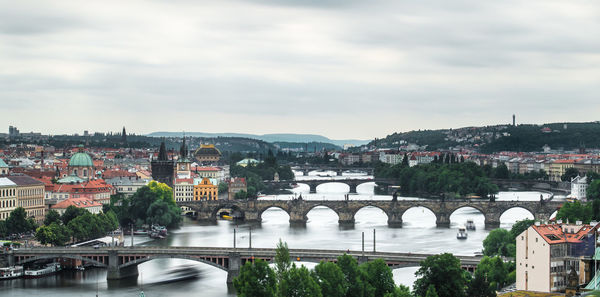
[176, 137, 192, 179]
[151, 141, 175, 187]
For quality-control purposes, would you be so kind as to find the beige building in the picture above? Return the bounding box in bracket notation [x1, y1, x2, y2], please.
[173, 178, 194, 202]
[0, 178, 17, 220]
[7, 175, 45, 222]
[51, 197, 103, 215]
[517, 222, 597, 292]
[548, 160, 575, 182]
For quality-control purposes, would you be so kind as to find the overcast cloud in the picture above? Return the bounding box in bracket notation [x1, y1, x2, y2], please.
[0, 0, 598, 140]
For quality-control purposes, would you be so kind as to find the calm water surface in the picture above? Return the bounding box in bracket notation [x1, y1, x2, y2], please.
[3, 171, 560, 296]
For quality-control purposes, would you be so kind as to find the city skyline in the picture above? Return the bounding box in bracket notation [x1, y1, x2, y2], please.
[1, 0, 599, 139]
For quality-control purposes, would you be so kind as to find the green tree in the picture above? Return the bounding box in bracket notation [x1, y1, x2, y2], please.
[0, 220, 8, 238]
[425, 285, 439, 297]
[312, 261, 348, 297]
[483, 229, 514, 257]
[556, 200, 592, 223]
[588, 180, 600, 201]
[360, 259, 396, 297]
[466, 271, 496, 297]
[121, 181, 181, 228]
[383, 285, 412, 297]
[6, 207, 35, 234]
[61, 205, 88, 225]
[274, 239, 291, 282]
[278, 264, 322, 297]
[233, 259, 277, 297]
[476, 256, 509, 290]
[414, 253, 467, 297]
[336, 254, 374, 297]
[35, 222, 71, 246]
[509, 219, 535, 239]
[44, 210, 62, 226]
[561, 167, 580, 181]
[218, 182, 228, 194]
[235, 190, 248, 200]
[494, 164, 509, 179]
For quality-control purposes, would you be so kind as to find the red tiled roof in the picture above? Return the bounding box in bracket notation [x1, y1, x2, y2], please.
[532, 223, 598, 244]
[52, 197, 102, 209]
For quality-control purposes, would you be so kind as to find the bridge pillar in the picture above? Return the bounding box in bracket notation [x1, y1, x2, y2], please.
[484, 213, 501, 229]
[309, 183, 318, 194]
[338, 211, 355, 227]
[436, 212, 450, 228]
[336, 169, 343, 176]
[357, 256, 368, 264]
[387, 211, 403, 228]
[227, 252, 241, 284]
[106, 250, 139, 280]
[196, 210, 217, 224]
[535, 213, 550, 224]
[302, 169, 309, 176]
[348, 183, 358, 194]
[245, 209, 261, 223]
[289, 210, 308, 226]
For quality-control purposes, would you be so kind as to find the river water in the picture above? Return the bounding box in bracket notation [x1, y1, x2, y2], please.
[2, 171, 561, 297]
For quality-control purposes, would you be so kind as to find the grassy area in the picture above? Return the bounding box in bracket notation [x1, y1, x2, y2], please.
[498, 291, 564, 297]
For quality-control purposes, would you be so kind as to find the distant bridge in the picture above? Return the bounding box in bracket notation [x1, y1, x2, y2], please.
[178, 199, 563, 228]
[291, 166, 375, 176]
[264, 178, 395, 194]
[7, 246, 483, 283]
[490, 179, 570, 193]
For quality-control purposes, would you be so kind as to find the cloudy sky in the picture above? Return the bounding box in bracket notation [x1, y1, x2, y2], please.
[1, 0, 599, 140]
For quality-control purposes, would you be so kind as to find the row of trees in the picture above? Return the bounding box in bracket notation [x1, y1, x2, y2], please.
[234, 240, 411, 297]
[234, 240, 517, 297]
[105, 181, 182, 228]
[35, 207, 118, 246]
[375, 162, 499, 198]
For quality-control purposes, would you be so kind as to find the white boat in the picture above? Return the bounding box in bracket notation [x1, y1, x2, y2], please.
[456, 226, 468, 240]
[24, 263, 61, 278]
[466, 219, 476, 231]
[0, 266, 24, 280]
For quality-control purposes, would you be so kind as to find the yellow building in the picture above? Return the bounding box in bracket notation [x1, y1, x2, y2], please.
[194, 178, 218, 201]
[548, 160, 575, 181]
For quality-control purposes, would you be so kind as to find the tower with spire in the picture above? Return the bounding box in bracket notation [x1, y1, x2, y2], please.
[176, 136, 192, 179]
[121, 126, 127, 144]
[151, 140, 175, 187]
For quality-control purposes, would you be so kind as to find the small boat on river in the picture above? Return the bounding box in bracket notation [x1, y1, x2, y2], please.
[0, 266, 23, 280]
[456, 226, 468, 240]
[24, 262, 61, 278]
[466, 219, 476, 231]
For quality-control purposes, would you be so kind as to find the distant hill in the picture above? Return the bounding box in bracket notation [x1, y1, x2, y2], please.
[370, 121, 600, 153]
[147, 132, 368, 147]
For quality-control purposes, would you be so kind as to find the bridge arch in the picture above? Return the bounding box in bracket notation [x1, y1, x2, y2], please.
[303, 204, 341, 221]
[211, 204, 246, 220]
[353, 205, 390, 224]
[401, 205, 438, 226]
[315, 182, 350, 193]
[258, 206, 291, 220]
[119, 255, 228, 271]
[448, 206, 486, 226]
[499, 206, 535, 224]
[16, 255, 108, 267]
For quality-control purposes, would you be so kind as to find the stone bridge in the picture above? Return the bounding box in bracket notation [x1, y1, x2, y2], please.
[178, 199, 563, 228]
[291, 166, 375, 176]
[7, 246, 483, 283]
[264, 178, 395, 194]
[490, 179, 570, 193]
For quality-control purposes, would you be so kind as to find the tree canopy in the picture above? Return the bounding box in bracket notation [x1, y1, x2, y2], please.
[414, 253, 468, 297]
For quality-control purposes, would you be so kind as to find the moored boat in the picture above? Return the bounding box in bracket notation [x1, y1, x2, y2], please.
[0, 266, 23, 280]
[466, 219, 476, 231]
[456, 226, 468, 240]
[24, 263, 61, 278]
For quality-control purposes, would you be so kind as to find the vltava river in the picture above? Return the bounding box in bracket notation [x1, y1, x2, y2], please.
[2, 171, 558, 297]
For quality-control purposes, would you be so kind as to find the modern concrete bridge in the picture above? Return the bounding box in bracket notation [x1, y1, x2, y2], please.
[178, 199, 563, 228]
[7, 246, 483, 283]
[264, 178, 395, 194]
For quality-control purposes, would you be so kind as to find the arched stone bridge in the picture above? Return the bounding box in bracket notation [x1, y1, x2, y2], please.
[178, 199, 563, 228]
[8, 246, 483, 283]
[264, 178, 395, 194]
[291, 166, 375, 176]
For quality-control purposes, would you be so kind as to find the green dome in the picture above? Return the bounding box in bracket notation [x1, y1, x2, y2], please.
[69, 152, 93, 167]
